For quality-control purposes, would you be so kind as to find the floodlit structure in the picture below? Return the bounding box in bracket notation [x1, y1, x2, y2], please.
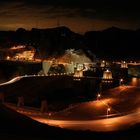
[74, 70, 83, 77]
[42, 60, 74, 75]
[102, 69, 113, 85]
[121, 61, 128, 68]
[120, 61, 128, 80]
[102, 69, 112, 79]
[101, 60, 106, 68]
[77, 64, 84, 71]
[40, 49, 97, 77]
[5, 45, 36, 61]
[64, 63, 75, 74]
[58, 49, 93, 64]
[14, 50, 35, 60]
[42, 61, 52, 75]
[41, 49, 96, 76]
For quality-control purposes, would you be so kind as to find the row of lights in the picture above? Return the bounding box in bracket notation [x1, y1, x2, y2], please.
[47, 72, 73, 76]
[96, 93, 111, 118]
[97, 78, 124, 118]
[24, 72, 74, 77]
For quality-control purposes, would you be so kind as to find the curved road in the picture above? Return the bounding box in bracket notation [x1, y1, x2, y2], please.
[2, 76, 140, 132]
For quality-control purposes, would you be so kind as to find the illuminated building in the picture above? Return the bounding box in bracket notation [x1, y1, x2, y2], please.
[14, 50, 35, 61]
[74, 70, 83, 77]
[77, 64, 84, 71]
[103, 69, 112, 79]
[121, 61, 128, 68]
[42, 60, 75, 76]
[42, 61, 52, 75]
[64, 63, 75, 74]
[101, 60, 106, 68]
[102, 69, 113, 84]
[41, 49, 95, 77]
[120, 61, 128, 81]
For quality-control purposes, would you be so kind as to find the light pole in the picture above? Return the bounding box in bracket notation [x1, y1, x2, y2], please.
[120, 78, 123, 86]
[97, 93, 101, 100]
[107, 107, 111, 118]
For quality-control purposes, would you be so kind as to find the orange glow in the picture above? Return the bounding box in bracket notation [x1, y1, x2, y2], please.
[131, 77, 138, 86]
[6, 56, 10, 60]
[101, 98, 116, 106]
[107, 108, 111, 112]
[10, 45, 26, 50]
[14, 50, 35, 60]
[97, 94, 101, 100]
[74, 70, 83, 77]
[90, 98, 115, 108]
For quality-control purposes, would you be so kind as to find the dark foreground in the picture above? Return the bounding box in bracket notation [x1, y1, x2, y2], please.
[1, 104, 140, 140]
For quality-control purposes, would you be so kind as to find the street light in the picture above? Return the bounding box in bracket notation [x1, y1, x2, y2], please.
[97, 93, 101, 100]
[107, 107, 111, 118]
[120, 78, 123, 86]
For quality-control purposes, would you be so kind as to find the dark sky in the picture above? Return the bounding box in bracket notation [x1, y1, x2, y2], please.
[0, 0, 140, 33]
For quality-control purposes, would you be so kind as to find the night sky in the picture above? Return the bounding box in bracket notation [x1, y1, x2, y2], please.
[0, 0, 140, 33]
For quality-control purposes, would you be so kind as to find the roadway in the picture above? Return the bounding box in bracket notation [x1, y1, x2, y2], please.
[114, 61, 140, 66]
[4, 84, 140, 132]
[2, 75, 140, 132]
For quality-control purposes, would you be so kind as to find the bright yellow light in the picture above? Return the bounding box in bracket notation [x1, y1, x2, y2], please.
[107, 108, 111, 111]
[6, 56, 10, 60]
[97, 93, 101, 100]
[97, 94, 101, 97]
[106, 69, 109, 72]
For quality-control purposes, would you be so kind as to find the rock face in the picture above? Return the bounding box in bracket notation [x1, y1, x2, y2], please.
[1, 26, 140, 61]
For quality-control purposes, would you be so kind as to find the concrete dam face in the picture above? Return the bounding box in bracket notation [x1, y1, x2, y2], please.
[128, 66, 140, 77]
